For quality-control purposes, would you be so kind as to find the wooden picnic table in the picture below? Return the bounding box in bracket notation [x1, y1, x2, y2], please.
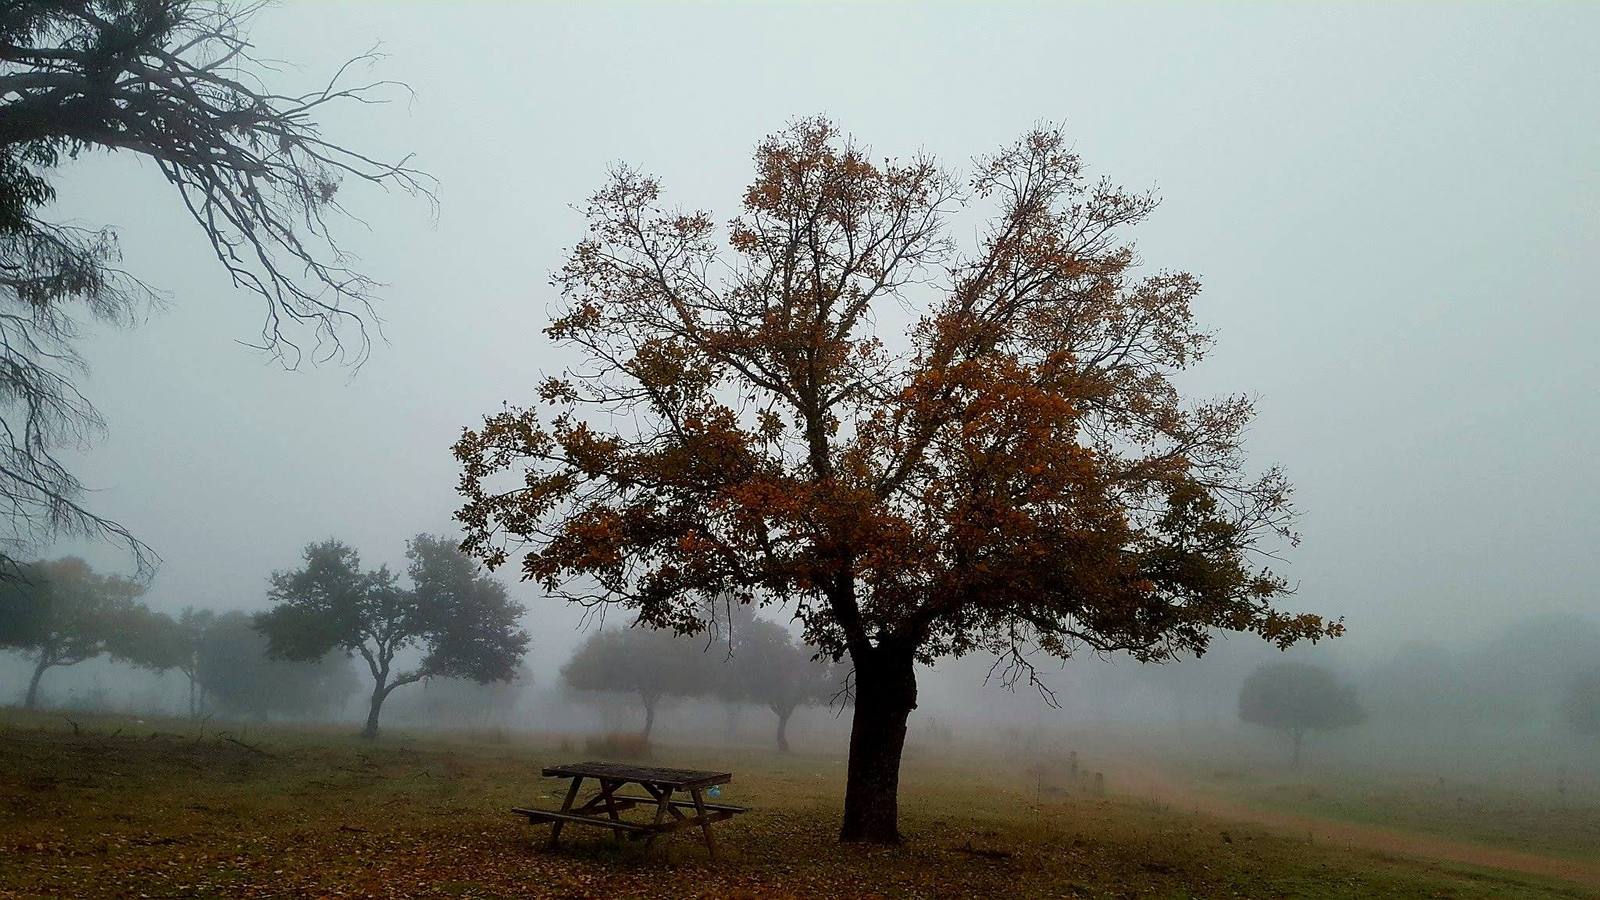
[512, 761, 748, 859]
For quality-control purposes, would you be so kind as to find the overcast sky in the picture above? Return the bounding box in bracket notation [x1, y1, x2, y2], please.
[42, 1, 1600, 682]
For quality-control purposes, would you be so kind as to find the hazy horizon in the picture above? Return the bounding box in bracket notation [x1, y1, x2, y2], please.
[31, 0, 1599, 686]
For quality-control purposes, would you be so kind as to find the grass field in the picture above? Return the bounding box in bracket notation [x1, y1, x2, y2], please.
[1210, 769, 1600, 866]
[0, 710, 1594, 898]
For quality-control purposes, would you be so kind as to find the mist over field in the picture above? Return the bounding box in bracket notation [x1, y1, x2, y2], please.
[2, 1, 1597, 896]
[22, 0, 1600, 762]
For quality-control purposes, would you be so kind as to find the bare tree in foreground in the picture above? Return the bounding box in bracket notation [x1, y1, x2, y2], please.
[0, 0, 432, 574]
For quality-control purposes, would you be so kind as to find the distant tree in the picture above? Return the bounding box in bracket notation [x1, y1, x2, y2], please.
[1239, 661, 1365, 767]
[0, 557, 149, 708]
[1361, 640, 1464, 729]
[1564, 666, 1600, 741]
[0, 1, 432, 575]
[109, 602, 189, 689]
[454, 119, 1338, 842]
[171, 607, 216, 718]
[1473, 615, 1600, 729]
[255, 535, 529, 738]
[723, 617, 840, 751]
[197, 611, 357, 719]
[120, 605, 218, 718]
[561, 628, 714, 739]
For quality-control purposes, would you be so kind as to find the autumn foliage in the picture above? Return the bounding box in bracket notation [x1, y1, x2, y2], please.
[454, 119, 1339, 842]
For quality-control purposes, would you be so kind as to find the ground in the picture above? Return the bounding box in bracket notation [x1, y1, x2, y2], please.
[0, 710, 1594, 898]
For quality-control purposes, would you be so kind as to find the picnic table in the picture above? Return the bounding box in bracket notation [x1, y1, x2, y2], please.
[512, 761, 748, 859]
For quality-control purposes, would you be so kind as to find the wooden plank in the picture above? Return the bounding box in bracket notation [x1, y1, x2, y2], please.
[512, 807, 652, 834]
[689, 786, 718, 860]
[607, 794, 749, 814]
[541, 761, 732, 789]
[547, 775, 584, 849]
[599, 778, 623, 844]
[577, 794, 650, 814]
[514, 805, 738, 835]
[572, 779, 627, 816]
[657, 808, 739, 828]
[560, 793, 749, 816]
[643, 783, 671, 852]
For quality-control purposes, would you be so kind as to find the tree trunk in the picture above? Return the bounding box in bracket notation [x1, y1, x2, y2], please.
[24, 656, 50, 710]
[839, 644, 917, 844]
[362, 682, 387, 740]
[775, 706, 793, 753]
[641, 695, 657, 740]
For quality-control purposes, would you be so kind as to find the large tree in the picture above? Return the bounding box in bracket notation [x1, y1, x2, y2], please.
[0, 0, 430, 574]
[0, 556, 149, 707]
[1238, 660, 1364, 767]
[255, 535, 529, 738]
[560, 627, 714, 739]
[454, 120, 1339, 842]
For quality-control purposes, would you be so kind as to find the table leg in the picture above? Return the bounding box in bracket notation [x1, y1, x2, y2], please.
[548, 776, 583, 849]
[643, 783, 672, 851]
[599, 778, 624, 843]
[689, 786, 718, 861]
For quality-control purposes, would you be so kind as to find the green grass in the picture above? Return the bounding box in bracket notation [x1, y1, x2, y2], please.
[1219, 770, 1600, 865]
[0, 710, 1592, 898]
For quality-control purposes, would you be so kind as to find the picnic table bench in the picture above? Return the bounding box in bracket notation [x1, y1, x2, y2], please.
[513, 761, 748, 859]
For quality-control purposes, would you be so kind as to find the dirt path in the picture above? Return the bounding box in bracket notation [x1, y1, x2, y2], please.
[1108, 762, 1600, 892]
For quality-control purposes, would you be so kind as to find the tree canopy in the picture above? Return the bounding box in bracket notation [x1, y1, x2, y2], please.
[721, 616, 841, 751]
[560, 627, 715, 739]
[1238, 660, 1364, 766]
[0, 0, 430, 574]
[454, 119, 1337, 841]
[255, 535, 528, 738]
[170, 606, 216, 718]
[0, 556, 154, 707]
[197, 610, 358, 720]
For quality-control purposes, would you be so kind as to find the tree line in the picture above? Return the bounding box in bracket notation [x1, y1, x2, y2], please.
[0, 533, 530, 738]
[561, 602, 844, 752]
[1236, 622, 1600, 769]
[0, 556, 356, 716]
[0, 539, 849, 752]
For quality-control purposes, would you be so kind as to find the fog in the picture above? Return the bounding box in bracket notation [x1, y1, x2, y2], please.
[12, 2, 1599, 768]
